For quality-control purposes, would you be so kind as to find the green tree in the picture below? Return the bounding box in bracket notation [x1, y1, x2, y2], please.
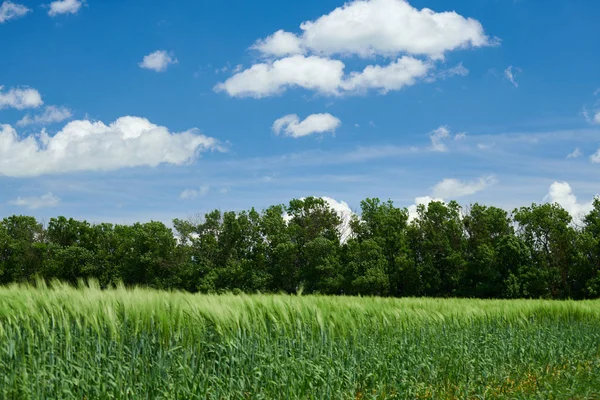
[513, 203, 578, 298]
[461, 204, 515, 298]
[409, 201, 466, 296]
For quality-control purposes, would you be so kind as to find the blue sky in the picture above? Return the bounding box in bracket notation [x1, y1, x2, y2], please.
[1, 0, 599, 225]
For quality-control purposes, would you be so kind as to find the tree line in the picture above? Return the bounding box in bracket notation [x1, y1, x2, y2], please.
[1, 196, 600, 299]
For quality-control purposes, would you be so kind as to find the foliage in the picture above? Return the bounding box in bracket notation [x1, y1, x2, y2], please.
[1, 283, 600, 398]
[1, 195, 600, 299]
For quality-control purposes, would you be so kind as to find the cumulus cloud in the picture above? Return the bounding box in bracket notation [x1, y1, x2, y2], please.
[567, 148, 582, 159]
[429, 126, 451, 152]
[0, 1, 30, 23]
[180, 186, 210, 199]
[214, 55, 345, 98]
[407, 175, 496, 221]
[340, 56, 431, 93]
[0, 86, 43, 110]
[272, 113, 341, 138]
[504, 65, 521, 87]
[219, 0, 494, 99]
[407, 196, 444, 222]
[255, 0, 492, 59]
[544, 181, 594, 225]
[432, 175, 497, 199]
[48, 0, 82, 16]
[0, 116, 222, 177]
[139, 50, 178, 72]
[282, 196, 355, 242]
[215, 55, 430, 98]
[17, 105, 73, 126]
[9, 192, 60, 209]
[322, 197, 355, 242]
[454, 132, 467, 140]
[252, 30, 304, 57]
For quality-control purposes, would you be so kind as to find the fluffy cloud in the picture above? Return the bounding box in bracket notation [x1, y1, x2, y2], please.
[340, 56, 431, 93]
[214, 55, 345, 98]
[282, 197, 355, 242]
[322, 197, 355, 242]
[594, 112, 600, 124]
[252, 30, 304, 57]
[139, 50, 178, 72]
[432, 175, 497, 199]
[180, 186, 210, 199]
[17, 105, 72, 126]
[429, 126, 450, 152]
[0, 1, 29, 23]
[272, 113, 341, 138]
[0, 86, 43, 110]
[544, 182, 594, 225]
[504, 65, 520, 87]
[48, 0, 82, 16]
[407, 196, 444, 222]
[0, 116, 222, 177]
[255, 0, 492, 59]
[215, 55, 430, 98]
[9, 192, 60, 209]
[219, 0, 493, 99]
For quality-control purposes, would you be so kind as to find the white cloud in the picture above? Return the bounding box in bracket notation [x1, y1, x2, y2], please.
[180, 186, 210, 199]
[407, 196, 444, 222]
[0, 1, 30, 23]
[429, 125, 450, 152]
[255, 0, 492, 59]
[544, 181, 594, 225]
[595, 112, 600, 124]
[591, 148, 600, 164]
[9, 192, 60, 209]
[139, 50, 178, 72]
[504, 65, 520, 87]
[0, 86, 43, 110]
[272, 113, 341, 138]
[215, 55, 430, 98]
[0, 116, 222, 177]
[17, 105, 72, 126]
[454, 132, 467, 140]
[567, 148, 582, 159]
[251, 29, 304, 57]
[322, 196, 354, 242]
[285, 197, 354, 242]
[220, 0, 492, 99]
[214, 55, 345, 98]
[432, 175, 497, 199]
[426, 63, 469, 82]
[48, 0, 82, 16]
[340, 56, 431, 93]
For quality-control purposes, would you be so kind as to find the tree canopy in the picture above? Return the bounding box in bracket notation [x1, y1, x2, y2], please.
[2, 196, 600, 299]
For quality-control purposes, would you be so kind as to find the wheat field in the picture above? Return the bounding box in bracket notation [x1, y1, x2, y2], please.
[1, 281, 599, 399]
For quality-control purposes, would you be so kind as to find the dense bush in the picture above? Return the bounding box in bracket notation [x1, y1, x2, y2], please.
[1, 197, 600, 299]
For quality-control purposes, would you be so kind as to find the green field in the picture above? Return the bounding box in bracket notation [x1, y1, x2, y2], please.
[1, 282, 600, 399]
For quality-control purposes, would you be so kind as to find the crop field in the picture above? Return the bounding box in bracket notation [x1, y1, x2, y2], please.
[1, 282, 600, 399]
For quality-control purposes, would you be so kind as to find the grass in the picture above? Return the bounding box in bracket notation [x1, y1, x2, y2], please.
[1, 281, 600, 399]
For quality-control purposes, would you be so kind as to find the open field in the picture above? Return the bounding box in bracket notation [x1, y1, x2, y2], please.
[1, 282, 600, 399]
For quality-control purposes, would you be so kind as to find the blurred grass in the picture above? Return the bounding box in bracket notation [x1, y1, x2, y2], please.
[1, 280, 599, 399]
